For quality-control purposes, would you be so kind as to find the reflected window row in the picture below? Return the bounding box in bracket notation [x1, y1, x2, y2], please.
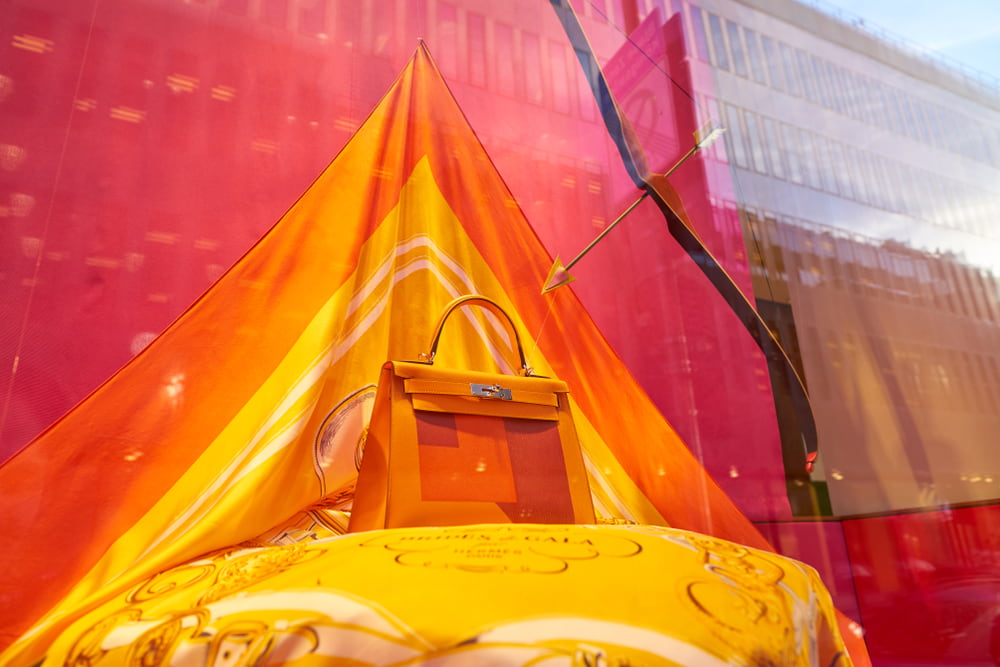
[807, 327, 1000, 414]
[1, 5, 597, 156]
[685, 2, 1000, 168]
[58, 0, 1000, 173]
[158, 0, 604, 119]
[742, 212, 1000, 410]
[202, 0, 671, 35]
[709, 97, 1000, 237]
[744, 210, 1000, 325]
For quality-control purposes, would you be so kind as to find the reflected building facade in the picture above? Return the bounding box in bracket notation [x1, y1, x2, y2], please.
[679, 0, 1000, 515]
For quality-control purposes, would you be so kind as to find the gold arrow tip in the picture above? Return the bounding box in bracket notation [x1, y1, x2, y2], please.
[541, 257, 576, 294]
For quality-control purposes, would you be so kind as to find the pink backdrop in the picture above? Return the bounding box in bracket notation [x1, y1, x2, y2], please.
[6, 1, 994, 663]
[0, 0, 787, 519]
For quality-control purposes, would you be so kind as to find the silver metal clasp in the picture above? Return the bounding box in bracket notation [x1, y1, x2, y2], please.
[470, 383, 513, 400]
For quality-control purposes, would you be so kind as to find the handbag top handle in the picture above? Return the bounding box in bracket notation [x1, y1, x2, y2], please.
[419, 295, 534, 376]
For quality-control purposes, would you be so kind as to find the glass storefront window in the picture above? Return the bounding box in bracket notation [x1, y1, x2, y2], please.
[1, 1, 999, 665]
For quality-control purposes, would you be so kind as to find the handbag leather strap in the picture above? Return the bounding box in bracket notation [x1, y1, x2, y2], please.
[421, 295, 533, 376]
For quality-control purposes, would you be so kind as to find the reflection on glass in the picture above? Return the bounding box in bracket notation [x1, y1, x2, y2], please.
[743, 27, 767, 85]
[468, 12, 486, 88]
[779, 42, 801, 97]
[725, 19, 747, 78]
[779, 122, 802, 184]
[761, 116, 785, 180]
[220, 0, 248, 16]
[743, 110, 767, 174]
[744, 214, 1000, 496]
[549, 40, 571, 114]
[706, 12, 729, 71]
[297, 0, 326, 36]
[760, 35, 784, 92]
[797, 129, 821, 190]
[811, 135, 836, 194]
[810, 54, 830, 108]
[495, 22, 515, 97]
[723, 104, 748, 168]
[438, 3, 458, 77]
[262, 0, 288, 27]
[522, 31, 541, 104]
[2, 2, 1000, 664]
[687, 5, 711, 62]
[795, 49, 816, 103]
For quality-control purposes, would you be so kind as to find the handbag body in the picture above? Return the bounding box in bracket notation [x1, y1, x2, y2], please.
[349, 295, 595, 531]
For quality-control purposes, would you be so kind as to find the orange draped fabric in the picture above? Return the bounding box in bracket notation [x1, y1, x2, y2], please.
[0, 44, 864, 665]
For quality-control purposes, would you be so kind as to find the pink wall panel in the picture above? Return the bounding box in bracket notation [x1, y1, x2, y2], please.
[0, 0, 789, 521]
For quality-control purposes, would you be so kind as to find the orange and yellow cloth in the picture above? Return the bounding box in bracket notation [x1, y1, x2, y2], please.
[41, 523, 849, 666]
[0, 44, 862, 665]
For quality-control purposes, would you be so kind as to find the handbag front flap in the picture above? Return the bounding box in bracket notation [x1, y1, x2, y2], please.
[392, 361, 566, 421]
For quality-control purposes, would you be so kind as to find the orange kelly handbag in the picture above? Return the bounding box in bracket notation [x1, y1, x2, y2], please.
[348, 295, 595, 532]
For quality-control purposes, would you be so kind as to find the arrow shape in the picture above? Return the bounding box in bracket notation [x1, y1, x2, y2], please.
[549, 0, 820, 476]
[541, 124, 723, 294]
